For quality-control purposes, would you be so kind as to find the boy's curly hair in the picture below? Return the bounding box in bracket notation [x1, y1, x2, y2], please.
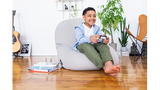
[82, 7, 96, 16]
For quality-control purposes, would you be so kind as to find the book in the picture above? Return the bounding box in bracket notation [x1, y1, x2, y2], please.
[28, 62, 60, 73]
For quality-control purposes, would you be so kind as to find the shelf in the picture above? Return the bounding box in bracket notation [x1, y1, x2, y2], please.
[56, 0, 83, 19]
[58, 9, 82, 11]
[55, 0, 83, 2]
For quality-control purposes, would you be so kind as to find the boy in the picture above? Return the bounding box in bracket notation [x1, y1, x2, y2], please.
[72, 7, 121, 76]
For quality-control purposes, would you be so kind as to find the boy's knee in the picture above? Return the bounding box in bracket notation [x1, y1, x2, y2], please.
[81, 43, 93, 50]
[104, 44, 109, 49]
[98, 43, 109, 49]
[77, 43, 94, 52]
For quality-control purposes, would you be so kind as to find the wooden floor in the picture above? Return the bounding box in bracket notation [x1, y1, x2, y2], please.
[13, 56, 147, 90]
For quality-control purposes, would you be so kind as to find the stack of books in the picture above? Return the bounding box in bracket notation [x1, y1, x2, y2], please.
[28, 62, 60, 73]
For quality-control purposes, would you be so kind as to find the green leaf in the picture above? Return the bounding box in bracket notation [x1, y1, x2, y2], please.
[106, 29, 111, 35]
[118, 38, 122, 46]
[123, 17, 126, 31]
[101, 5, 104, 8]
[120, 21, 122, 32]
[128, 24, 130, 29]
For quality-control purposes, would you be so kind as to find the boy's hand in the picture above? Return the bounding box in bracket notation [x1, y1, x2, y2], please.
[102, 34, 109, 44]
[103, 37, 109, 44]
[90, 34, 100, 43]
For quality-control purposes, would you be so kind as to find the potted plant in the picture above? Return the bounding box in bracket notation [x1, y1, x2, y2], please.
[118, 17, 130, 51]
[97, 0, 124, 51]
[71, 0, 77, 18]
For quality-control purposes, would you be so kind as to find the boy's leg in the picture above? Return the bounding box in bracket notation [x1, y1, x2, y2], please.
[77, 43, 104, 70]
[94, 43, 121, 76]
[94, 43, 114, 65]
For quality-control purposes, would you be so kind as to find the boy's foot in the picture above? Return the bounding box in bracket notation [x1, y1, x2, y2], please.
[103, 61, 121, 76]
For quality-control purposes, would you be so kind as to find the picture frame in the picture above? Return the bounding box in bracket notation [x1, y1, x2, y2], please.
[18, 42, 32, 56]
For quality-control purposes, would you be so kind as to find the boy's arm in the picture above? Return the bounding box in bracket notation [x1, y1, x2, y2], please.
[75, 27, 92, 45]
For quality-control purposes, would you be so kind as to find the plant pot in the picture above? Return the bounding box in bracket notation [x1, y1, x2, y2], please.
[121, 47, 128, 52]
[109, 43, 117, 51]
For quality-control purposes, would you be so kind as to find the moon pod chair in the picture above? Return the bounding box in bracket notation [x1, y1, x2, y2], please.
[55, 18, 119, 70]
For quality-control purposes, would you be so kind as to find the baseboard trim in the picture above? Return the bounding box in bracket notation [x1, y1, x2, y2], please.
[29, 55, 58, 57]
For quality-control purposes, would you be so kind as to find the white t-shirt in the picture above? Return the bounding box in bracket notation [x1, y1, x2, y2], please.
[83, 23, 93, 37]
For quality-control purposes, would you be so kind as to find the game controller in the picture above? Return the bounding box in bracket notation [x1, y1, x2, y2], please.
[99, 35, 107, 40]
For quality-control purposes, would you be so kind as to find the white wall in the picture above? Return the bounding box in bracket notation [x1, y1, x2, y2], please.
[12, 0, 147, 55]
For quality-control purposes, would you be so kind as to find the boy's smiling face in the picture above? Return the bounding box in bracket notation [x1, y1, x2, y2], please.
[83, 10, 96, 29]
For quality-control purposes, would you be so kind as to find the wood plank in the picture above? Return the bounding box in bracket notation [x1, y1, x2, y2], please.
[13, 56, 147, 90]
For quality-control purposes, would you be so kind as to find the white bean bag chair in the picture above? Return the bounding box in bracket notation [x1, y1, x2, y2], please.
[55, 18, 119, 70]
